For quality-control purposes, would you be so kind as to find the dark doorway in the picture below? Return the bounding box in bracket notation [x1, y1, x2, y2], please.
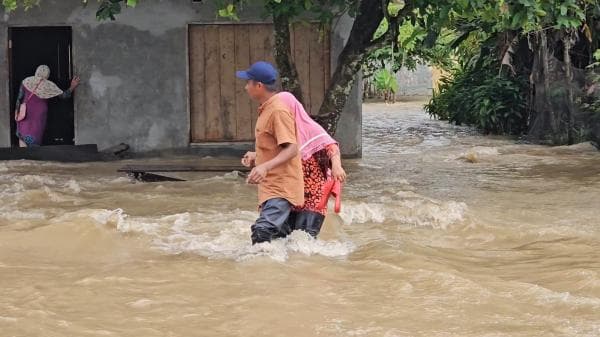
[9, 26, 74, 146]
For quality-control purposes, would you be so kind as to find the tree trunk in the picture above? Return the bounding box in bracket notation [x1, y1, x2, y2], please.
[314, 51, 368, 134]
[314, 0, 385, 134]
[563, 31, 575, 144]
[314, 0, 400, 135]
[315, 0, 388, 134]
[272, 13, 304, 104]
[541, 31, 555, 136]
[271, 0, 406, 135]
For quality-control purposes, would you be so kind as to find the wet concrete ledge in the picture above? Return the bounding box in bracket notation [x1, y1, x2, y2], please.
[0, 143, 252, 163]
[0, 144, 102, 162]
[0, 141, 360, 163]
[117, 143, 254, 160]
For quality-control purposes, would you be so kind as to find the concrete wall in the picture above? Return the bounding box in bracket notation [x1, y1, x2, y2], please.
[396, 64, 433, 97]
[330, 14, 362, 158]
[0, 0, 361, 156]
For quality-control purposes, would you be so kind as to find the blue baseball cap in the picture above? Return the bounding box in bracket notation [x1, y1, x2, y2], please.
[236, 61, 278, 85]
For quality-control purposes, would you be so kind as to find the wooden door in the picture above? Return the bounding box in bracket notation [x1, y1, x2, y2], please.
[189, 23, 330, 142]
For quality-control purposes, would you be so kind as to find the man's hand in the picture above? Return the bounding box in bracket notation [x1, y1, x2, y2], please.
[246, 164, 268, 184]
[245, 143, 297, 184]
[241, 151, 256, 167]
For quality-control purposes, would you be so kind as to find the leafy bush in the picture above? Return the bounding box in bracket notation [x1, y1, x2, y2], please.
[373, 69, 399, 94]
[424, 56, 528, 135]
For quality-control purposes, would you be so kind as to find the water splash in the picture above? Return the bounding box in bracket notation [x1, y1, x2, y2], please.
[340, 191, 468, 229]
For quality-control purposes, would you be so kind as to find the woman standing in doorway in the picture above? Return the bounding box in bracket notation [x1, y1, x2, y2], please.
[14, 65, 80, 147]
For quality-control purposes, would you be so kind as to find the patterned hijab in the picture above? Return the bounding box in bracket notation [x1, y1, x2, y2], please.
[22, 65, 64, 99]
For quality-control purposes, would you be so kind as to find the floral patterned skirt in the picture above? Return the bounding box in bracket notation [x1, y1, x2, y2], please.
[293, 153, 328, 216]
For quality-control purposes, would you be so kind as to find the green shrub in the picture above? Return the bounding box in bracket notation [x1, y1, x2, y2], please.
[373, 69, 399, 94]
[425, 56, 528, 135]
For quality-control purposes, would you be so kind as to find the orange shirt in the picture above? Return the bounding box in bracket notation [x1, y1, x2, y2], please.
[255, 95, 304, 206]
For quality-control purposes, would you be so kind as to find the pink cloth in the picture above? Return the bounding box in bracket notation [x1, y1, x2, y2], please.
[276, 91, 337, 160]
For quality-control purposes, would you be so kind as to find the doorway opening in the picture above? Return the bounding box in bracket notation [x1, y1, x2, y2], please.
[9, 26, 74, 146]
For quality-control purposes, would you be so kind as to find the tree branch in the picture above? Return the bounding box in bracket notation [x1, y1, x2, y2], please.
[365, 2, 413, 54]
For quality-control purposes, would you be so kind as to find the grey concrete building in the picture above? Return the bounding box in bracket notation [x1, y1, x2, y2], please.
[396, 64, 434, 97]
[0, 0, 361, 157]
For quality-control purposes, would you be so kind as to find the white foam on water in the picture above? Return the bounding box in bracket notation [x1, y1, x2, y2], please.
[339, 192, 468, 230]
[65, 180, 82, 193]
[0, 160, 35, 168]
[127, 299, 158, 309]
[234, 233, 356, 263]
[0, 316, 18, 323]
[223, 170, 246, 180]
[395, 178, 411, 185]
[339, 203, 387, 224]
[284, 230, 356, 257]
[84, 208, 160, 235]
[108, 177, 132, 184]
[57, 320, 71, 328]
[148, 211, 355, 261]
[82, 329, 114, 336]
[201, 171, 246, 182]
[316, 320, 389, 337]
[74, 276, 134, 286]
[471, 146, 501, 156]
[43, 186, 70, 203]
[357, 162, 384, 169]
[15, 174, 57, 186]
[64, 208, 352, 262]
[421, 135, 452, 147]
[87, 209, 126, 226]
[525, 284, 600, 309]
[0, 182, 25, 200]
[116, 216, 162, 236]
[44, 209, 122, 230]
[0, 209, 47, 221]
[396, 199, 467, 229]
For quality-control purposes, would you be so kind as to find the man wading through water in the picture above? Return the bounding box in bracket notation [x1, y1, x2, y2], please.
[237, 61, 304, 244]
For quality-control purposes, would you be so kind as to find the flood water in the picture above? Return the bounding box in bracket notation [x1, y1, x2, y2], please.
[1, 101, 599, 337]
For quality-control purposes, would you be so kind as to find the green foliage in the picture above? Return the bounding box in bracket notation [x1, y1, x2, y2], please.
[373, 69, 398, 93]
[217, 2, 239, 20]
[96, 0, 121, 20]
[2, 0, 138, 20]
[215, 0, 356, 26]
[94, 0, 137, 20]
[364, 19, 429, 78]
[499, 0, 590, 31]
[388, 1, 402, 16]
[373, 0, 598, 73]
[425, 56, 528, 135]
[2, 0, 38, 11]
